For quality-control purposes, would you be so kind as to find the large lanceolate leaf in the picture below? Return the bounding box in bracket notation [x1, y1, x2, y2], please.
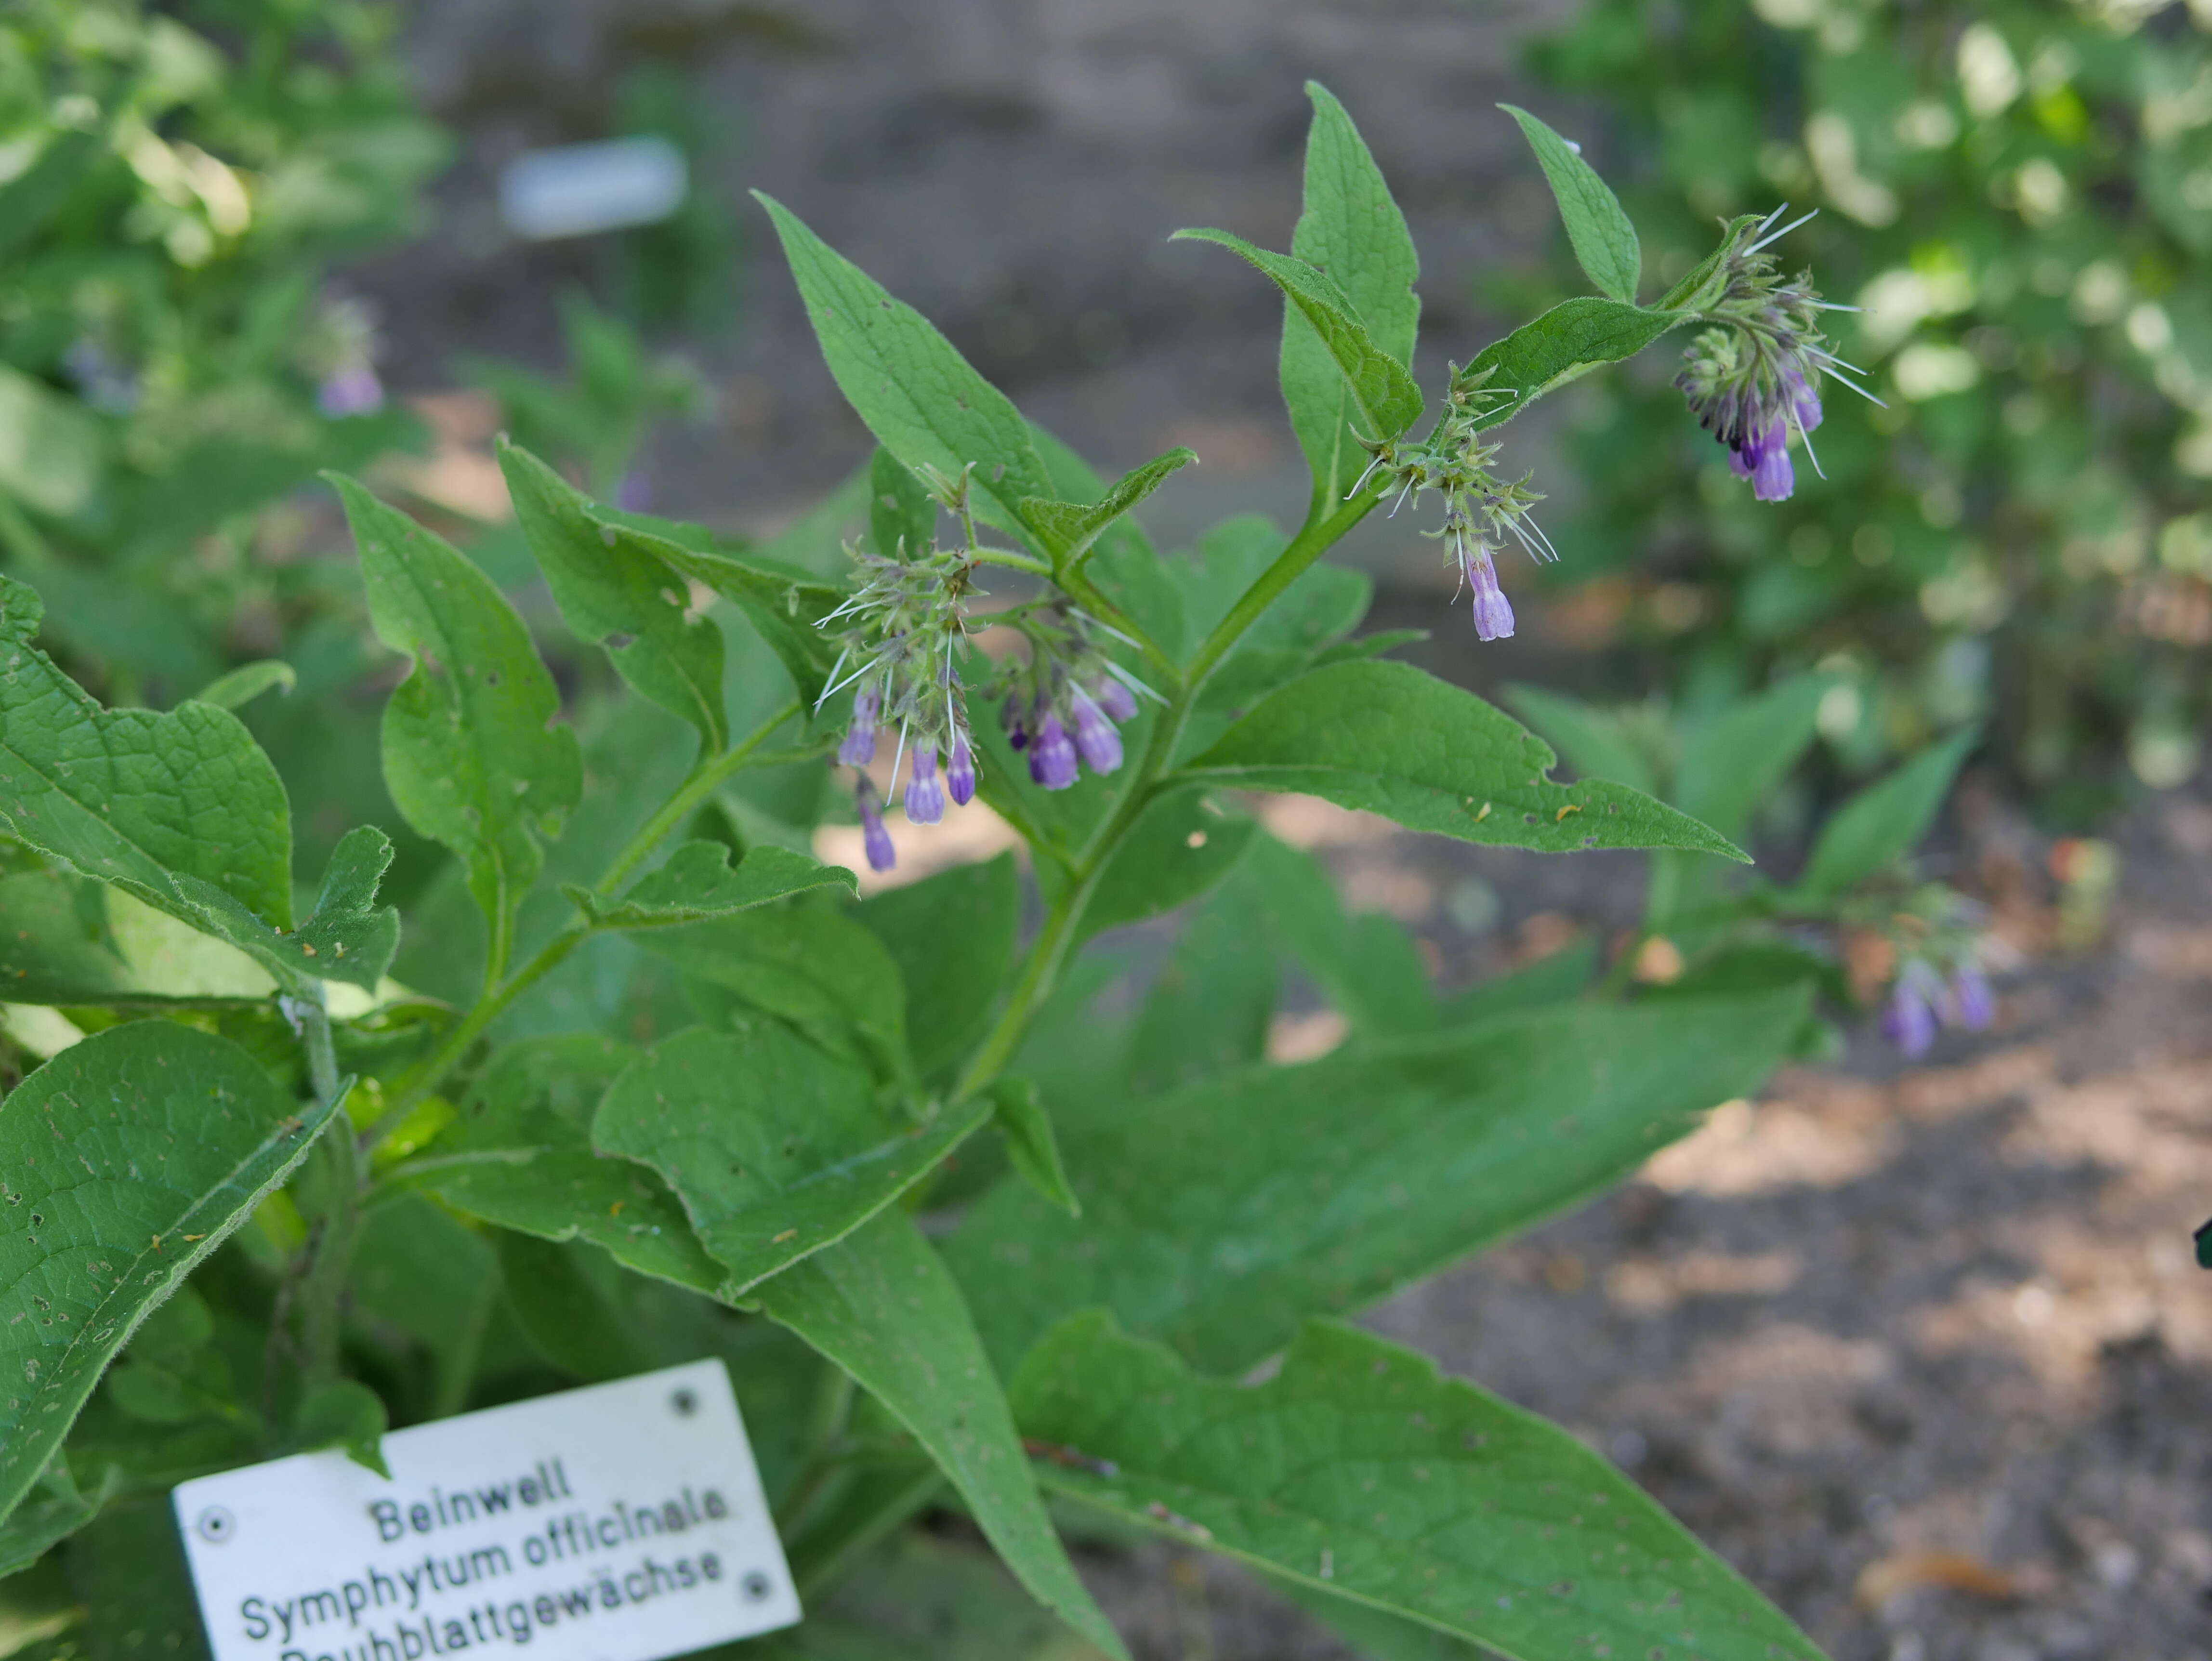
[498, 440, 728, 751]
[1501, 105, 1642, 304]
[0, 574, 293, 932]
[1183, 661, 1743, 859]
[0, 1022, 335, 1526]
[592, 1022, 988, 1295]
[755, 193, 1055, 536]
[1175, 229, 1423, 446]
[1078, 787, 1257, 942]
[1462, 298, 1682, 433]
[1281, 82, 1422, 510]
[755, 1211, 1129, 1661]
[577, 504, 843, 710]
[405, 1036, 724, 1297]
[1014, 1316, 1823, 1661]
[1794, 729, 1976, 901]
[946, 989, 1807, 1375]
[331, 475, 582, 961]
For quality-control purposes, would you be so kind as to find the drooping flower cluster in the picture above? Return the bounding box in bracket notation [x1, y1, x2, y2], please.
[1354, 367, 1554, 642]
[1881, 954, 1994, 1057]
[820, 542, 979, 870]
[997, 601, 1150, 791]
[1673, 205, 1874, 502]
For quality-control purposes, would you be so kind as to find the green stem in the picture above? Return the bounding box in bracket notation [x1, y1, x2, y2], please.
[296, 1122, 361, 1389]
[362, 699, 805, 1154]
[597, 698, 803, 896]
[1188, 489, 1382, 686]
[969, 546, 1052, 578]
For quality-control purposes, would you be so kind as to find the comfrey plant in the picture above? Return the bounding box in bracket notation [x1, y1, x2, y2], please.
[0, 90, 1938, 1660]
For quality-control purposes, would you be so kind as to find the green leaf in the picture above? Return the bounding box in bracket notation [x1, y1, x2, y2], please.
[1183, 661, 1744, 860]
[630, 905, 913, 1086]
[581, 504, 844, 710]
[495, 1231, 654, 1383]
[1012, 1314, 1822, 1661]
[0, 1021, 335, 1527]
[868, 446, 937, 560]
[990, 1078, 1080, 1219]
[1281, 82, 1423, 511]
[756, 1210, 1128, 1660]
[1657, 214, 1763, 311]
[1078, 787, 1257, 942]
[1502, 684, 1662, 800]
[946, 989, 1807, 1375]
[593, 1023, 988, 1296]
[330, 475, 583, 965]
[1795, 730, 1976, 900]
[755, 193, 1056, 535]
[1174, 229, 1423, 447]
[293, 827, 402, 989]
[0, 870, 275, 1005]
[0, 365, 104, 518]
[498, 439, 729, 751]
[0, 574, 294, 934]
[0, 1459, 113, 1578]
[1019, 447, 1197, 573]
[1501, 105, 1642, 303]
[853, 854, 1019, 1083]
[187, 826, 402, 992]
[1672, 674, 1831, 843]
[571, 840, 857, 929]
[779, 1531, 1120, 1661]
[1462, 298, 1683, 432]
[1439, 937, 1598, 1028]
[408, 1037, 724, 1297]
[1124, 868, 1280, 1095]
[290, 1380, 390, 1477]
[189, 660, 296, 713]
[1241, 835, 1435, 1038]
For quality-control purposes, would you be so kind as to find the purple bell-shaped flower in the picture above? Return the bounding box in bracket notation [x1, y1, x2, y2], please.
[946, 732, 977, 805]
[1029, 713, 1079, 790]
[838, 684, 882, 767]
[904, 746, 947, 826]
[1070, 690, 1124, 775]
[856, 781, 895, 873]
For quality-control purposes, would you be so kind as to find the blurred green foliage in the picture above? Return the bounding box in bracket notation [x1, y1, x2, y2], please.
[0, 0, 444, 703]
[1528, 0, 2212, 814]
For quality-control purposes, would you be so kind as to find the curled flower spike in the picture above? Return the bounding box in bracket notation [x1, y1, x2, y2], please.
[1672, 204, 1878, 501]
[856, 779, 896, 873]
[994, 599, 1154, 790]
[1356, 367, 1552, 644]
[905, 744, 947, 825]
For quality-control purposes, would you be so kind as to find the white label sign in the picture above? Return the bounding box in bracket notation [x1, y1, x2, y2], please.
[172, 1360, 800, 1661]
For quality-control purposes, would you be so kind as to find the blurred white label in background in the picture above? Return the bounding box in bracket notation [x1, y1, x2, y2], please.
[500, 137, 688, 240]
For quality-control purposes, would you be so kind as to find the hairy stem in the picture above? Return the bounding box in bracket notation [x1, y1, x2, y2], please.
[951, 496, 1371, 1100]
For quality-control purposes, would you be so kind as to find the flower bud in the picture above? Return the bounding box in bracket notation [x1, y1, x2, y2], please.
[947, 732, 977, 805]
[1092, 675, 1139, 724]
[838, 684, 882, 767]
[856, 782, 895, 873]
